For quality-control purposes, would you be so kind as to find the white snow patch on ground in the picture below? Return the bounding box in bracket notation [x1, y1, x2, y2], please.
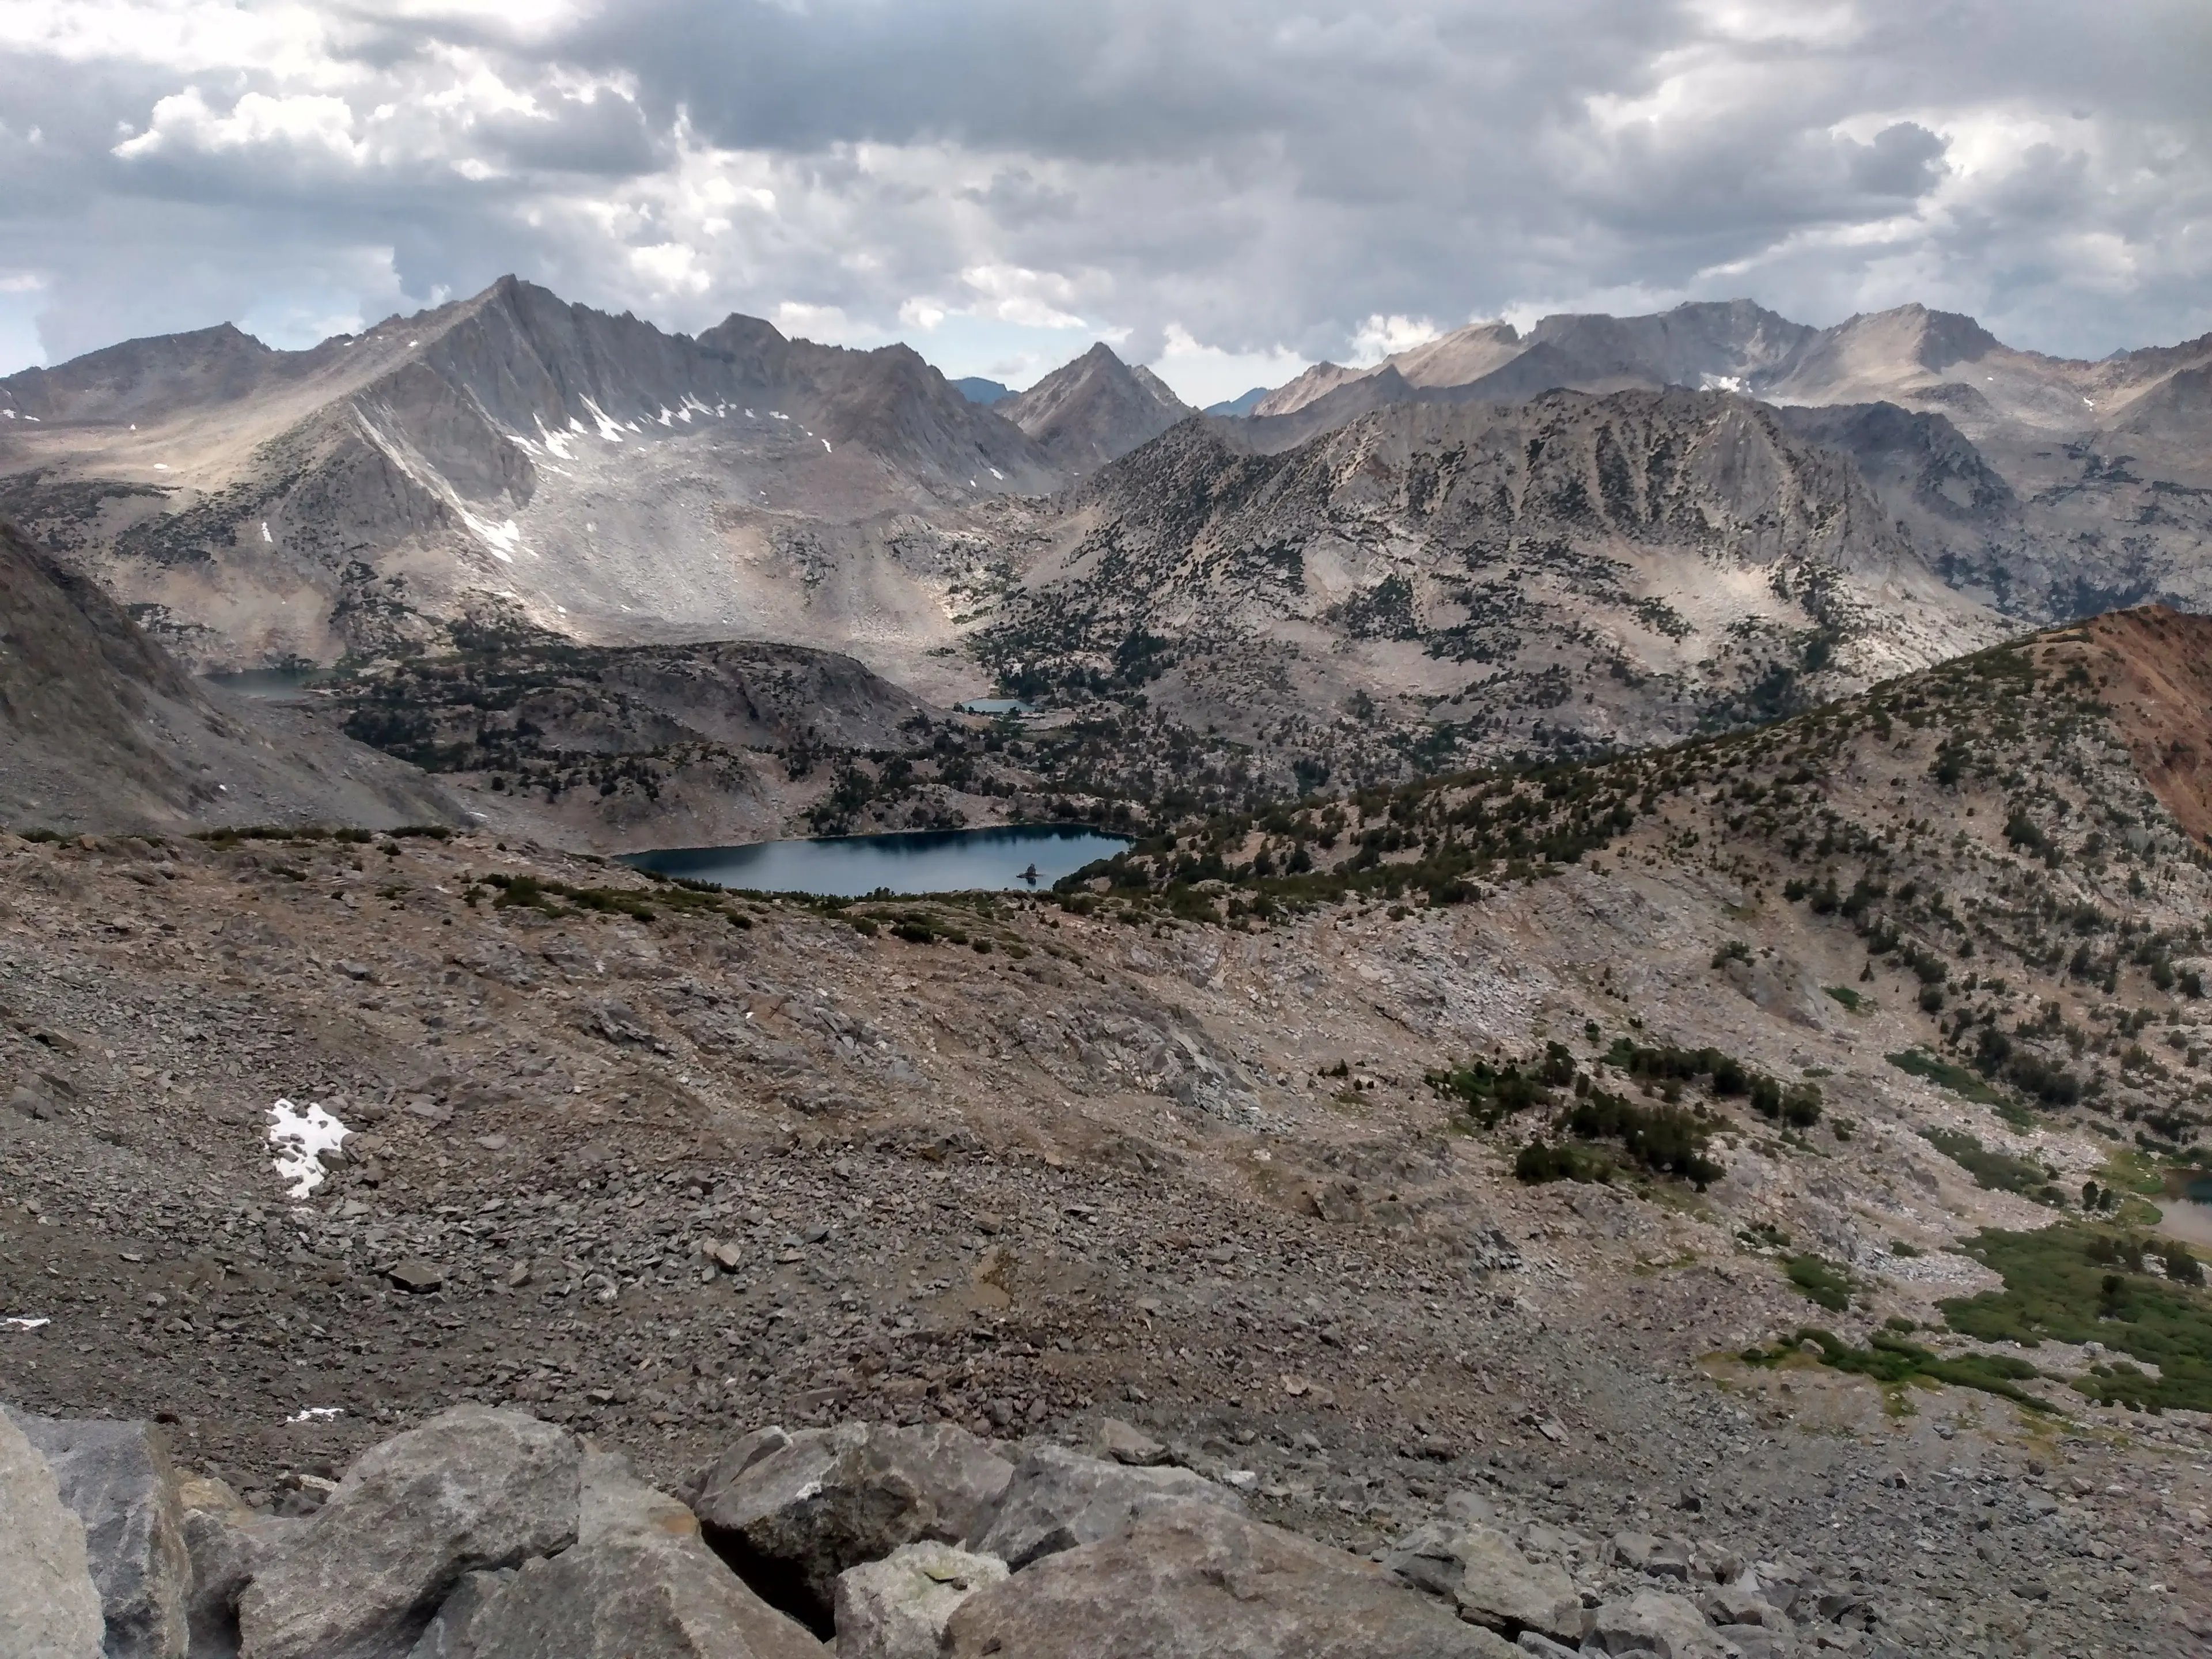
[3, 1316, 50, 1330]
[459, 509, 524, 563]
[821, 438, 832, 453]
[260, 521, 273, 543]
[533, 416, 575, 460]
[581, 397, 627, 442]
[268, 1099, 350, 1198]
[287, 1406, 342, 1423]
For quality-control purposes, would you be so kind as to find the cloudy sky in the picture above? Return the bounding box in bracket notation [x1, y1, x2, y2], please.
[0, 0, 2205, 403]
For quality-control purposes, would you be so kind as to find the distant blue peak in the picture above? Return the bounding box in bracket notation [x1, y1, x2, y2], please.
[953, 376, 1015, 406]
[1204, 387, 1270, 417]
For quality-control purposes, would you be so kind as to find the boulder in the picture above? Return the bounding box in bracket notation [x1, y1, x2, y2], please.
[176, 1476, 305, 1659]
[832, 1541, 1009, 1659]
[1384, 1521, 1584, 1645]
[1700, 1584, 1781, 1628]
[7, 1408, 191, 1659]
[971, 1444, 1242, 1570]
[1585, 1589, 1737, 1659]
[0, 1407, 104, 1659]
[690, 1422, 1012, 1631]
[1091, 1418, 1171, 1467]
[944, 1497, 1506, 1658]
[463, 1477, 826, 1659]
[238, 1404, 582, 1659]
[401, 1570, 512, 1659]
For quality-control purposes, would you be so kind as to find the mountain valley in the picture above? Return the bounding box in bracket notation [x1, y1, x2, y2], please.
[8, 280, 2212, 1659]
[6, 607, 2212, 1654]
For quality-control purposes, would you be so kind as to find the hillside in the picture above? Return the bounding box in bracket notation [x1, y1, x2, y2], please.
[4, 607, 2212, 1654]
[972, 390, 1999, 782]
[1229, 300, 2212, 625]
[0, 518, 459, 834]
[0, 278, 1057, 695]
[320, 634, 944, 852]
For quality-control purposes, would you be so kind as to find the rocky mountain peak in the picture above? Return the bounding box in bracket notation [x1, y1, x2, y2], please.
[1003, 342, 1194, 472]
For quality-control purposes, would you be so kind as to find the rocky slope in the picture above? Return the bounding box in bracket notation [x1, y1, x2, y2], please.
[321, 634, 942, 854]
[0, 520, 459, 835]
[1001, 343, 1194, 474]
[972, 391, 1999, 776]
[5, 608, 2212, 1652]
[1232, 300, 2212, 626]
[0, 278, 1056, 696]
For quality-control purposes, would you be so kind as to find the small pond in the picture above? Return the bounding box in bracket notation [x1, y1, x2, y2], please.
[201, 668, 327, 701]
[620, 824, 1127, 898]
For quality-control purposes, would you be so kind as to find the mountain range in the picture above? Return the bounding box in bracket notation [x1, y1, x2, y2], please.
[3, 279, 2210, 790]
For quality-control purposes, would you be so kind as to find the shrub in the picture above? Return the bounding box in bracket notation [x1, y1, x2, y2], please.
[1785, 1255, 1854, 1312]
[1514, 1141, 1612, 1184]
[1921, 1128, 2054, 1199]
[1944, 1224, 2212, 1411]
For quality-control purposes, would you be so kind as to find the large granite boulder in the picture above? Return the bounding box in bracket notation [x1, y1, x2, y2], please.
[238, 1405, 582, 1659]
[970, 1444, 1243, 1570]
[175, 1475, 304, 1659]
[449, 1449, 825, 1659]
[6, 1408, 191, 1659]
[942, 1496, 1508, 1658]
[832, 1541, 1009, 1659]
[1584, 1589, 1738, 1658]
[0, 1407, 104, 1659]
[690, 1422, 1012, 1630]
[1385, 1520, 1585, 1644]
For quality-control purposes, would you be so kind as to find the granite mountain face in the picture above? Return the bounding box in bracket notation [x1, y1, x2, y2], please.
[1001, 341, 1195, 474]
[971, 391, 1998, 774]
[3, 279, 2212, 783]
[1231, 300, 2212, 626]
[0, 277, 1060, 698]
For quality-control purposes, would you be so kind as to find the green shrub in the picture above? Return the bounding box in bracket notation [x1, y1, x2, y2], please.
[1744, 1328, 2047, 1410]
[1921, 1128, 2053, 1199]
[1886, 1048, 2010, 1108]
[1784, 1254, 1854, 1312]
[1514, 1141, 1612, 1184]
[1941, 1224, 2212, 1412]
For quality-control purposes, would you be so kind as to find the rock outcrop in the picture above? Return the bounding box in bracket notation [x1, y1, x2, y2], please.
[237, 1404, 582, 1659]
[944, 1495, 1504, 1658]
[5, 1409, 192, 1659]
[688, 1421, 1013, 1631]
[0, 1408, 105, 1659]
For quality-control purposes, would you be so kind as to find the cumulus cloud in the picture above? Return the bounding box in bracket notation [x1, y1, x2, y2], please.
[0, 0, 2205, 403]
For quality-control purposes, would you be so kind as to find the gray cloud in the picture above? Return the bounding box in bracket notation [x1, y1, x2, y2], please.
[0, 1, 2205, 395]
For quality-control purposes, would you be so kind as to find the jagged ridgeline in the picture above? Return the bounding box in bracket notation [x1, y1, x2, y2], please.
[978, 389, 1996, 772]
[0, 276, 1056, 676]
[1062, 606, 2212, 1152]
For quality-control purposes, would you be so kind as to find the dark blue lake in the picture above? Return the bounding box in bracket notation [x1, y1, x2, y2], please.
[201, 669, 325, 701]
[620, 824, 1128, 897]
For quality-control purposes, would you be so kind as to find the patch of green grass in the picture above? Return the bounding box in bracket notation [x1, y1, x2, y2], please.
[1825, 986, 1867, 1012]
[1784, 1253, 1855, 1312]
[2094, 1149, 2172, 1198]
[1887, 1048, 2008, 1108]
[1940, 1224, 2212, 1412]
[1921, 1128, 2062, 1202]
[1743, 1329, 2048, 1410]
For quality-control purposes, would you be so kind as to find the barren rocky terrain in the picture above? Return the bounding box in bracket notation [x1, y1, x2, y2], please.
[9, 280, 2212, 1657]
[7, 607, 2212, 1654]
